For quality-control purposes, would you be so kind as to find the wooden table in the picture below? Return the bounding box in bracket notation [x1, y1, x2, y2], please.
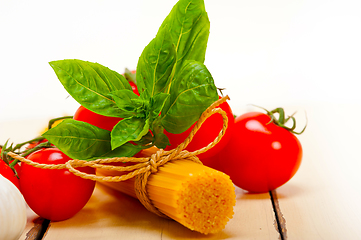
[1, 103, 361, 239]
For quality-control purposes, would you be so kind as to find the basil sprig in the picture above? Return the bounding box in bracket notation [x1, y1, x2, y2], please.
[43, 0, 218, 160]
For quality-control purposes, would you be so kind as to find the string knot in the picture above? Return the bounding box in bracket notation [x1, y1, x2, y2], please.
[149, 149, 165, 173]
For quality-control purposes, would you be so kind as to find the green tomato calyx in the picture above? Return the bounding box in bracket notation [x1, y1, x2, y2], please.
[253, 105, 307, 135]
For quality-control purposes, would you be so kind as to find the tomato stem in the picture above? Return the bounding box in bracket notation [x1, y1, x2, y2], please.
[269, 108, 307, 135]
[12, 136, 45, 152]
[3, 137, 54, 176]
[0, 116, 68, 174]
[270, 108, 286, 125]
[0, 140, 11, 165]
[48, 116, 73, 130]
[251, 105, 307, 135]
[22, 141, 53, 157]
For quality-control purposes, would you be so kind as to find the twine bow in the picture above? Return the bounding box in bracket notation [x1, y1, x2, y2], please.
[8, 95, 230, 217]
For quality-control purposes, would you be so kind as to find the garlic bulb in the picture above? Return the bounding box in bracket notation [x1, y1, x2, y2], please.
[0, 174, 27, 240]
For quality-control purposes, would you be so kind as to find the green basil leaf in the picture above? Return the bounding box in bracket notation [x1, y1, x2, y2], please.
[153, 132, 170, 149]
[136, 25, 176, 99]
[149, 92, 170, 118]
[92, 143, 142, 160]
[49, 59, 131, 117]
[160, 60, 218, 134]
[132, 131, 154, 146]
[152, 122, 170, 149]
[159, 0, 210, 75]
[111, 117, 150, 150]
[42, 119, 140, 160]
[109, 89, 144, 118]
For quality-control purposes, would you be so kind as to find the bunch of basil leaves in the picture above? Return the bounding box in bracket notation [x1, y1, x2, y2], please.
[43, 0, 219, 160]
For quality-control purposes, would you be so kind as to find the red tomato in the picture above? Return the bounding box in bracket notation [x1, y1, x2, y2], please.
[73, 106, 123, 131]
[197, 154, 225, 172]
[129, 81, 140, 96]
[220, 112, 302, 193]
[0, 159, 20, 190]
[164, 98, 235, 161]
[20, 148, 96, 221]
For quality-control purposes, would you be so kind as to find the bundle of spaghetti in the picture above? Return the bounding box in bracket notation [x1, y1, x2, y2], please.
[96, 147, 236, 235]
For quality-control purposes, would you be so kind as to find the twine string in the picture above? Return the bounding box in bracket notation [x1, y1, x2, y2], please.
[8, 95, 230, 217]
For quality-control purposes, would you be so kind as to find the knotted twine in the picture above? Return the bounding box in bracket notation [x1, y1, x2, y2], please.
[8, 95, 230, 218]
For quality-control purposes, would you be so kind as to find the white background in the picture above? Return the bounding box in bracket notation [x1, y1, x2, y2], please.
[0, 0, 360, 122]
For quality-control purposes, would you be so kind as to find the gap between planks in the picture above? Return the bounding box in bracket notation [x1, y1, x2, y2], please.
[25, 218, 50, 240]
[270, 190, 287, 240]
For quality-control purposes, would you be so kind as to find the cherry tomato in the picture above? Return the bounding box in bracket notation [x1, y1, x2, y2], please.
[74, 106, 123, 131]
[220, 112, 303, 193]
[164, 97, 235, 161]
[129, 81, 140, 96]
[20, 148, 96, 221]
[0, 159, 20, 190]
